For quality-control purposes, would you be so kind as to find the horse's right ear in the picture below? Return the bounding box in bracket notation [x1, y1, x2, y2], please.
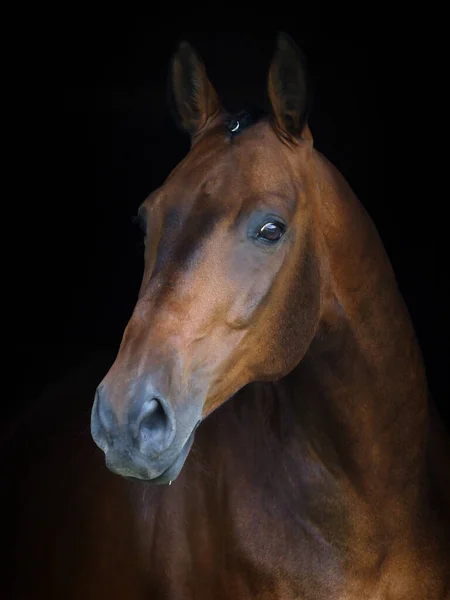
[168, 41, 222, 139]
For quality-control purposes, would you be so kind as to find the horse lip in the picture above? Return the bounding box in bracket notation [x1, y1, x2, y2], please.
[126, 421, 201, 485]
[148, 425, 198, 485]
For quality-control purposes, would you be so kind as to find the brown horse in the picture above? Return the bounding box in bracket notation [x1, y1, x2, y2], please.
[10, 34, 450, 599]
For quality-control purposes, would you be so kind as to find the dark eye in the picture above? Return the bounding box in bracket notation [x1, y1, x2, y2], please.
[257, 220, 286, 242]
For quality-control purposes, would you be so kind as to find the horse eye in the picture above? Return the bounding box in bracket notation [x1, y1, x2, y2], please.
[258, 221, 285, 242]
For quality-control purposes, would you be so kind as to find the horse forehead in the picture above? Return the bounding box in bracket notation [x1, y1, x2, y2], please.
[166, 136, 294, 205]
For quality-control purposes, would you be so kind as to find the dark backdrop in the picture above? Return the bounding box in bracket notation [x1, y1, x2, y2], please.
[12, 25, 448, 429]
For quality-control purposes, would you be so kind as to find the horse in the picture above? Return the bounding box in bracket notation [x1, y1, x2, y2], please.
[9, 33, 450, 599]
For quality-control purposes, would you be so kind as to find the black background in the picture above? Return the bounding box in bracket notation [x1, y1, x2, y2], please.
[11, 23, 448, 430]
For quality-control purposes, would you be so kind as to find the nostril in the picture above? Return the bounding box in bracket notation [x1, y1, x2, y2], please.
[137, 397, 174, 456]
[139, 398, 160, 422]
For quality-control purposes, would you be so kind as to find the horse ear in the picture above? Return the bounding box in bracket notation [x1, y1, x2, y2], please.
[168, 41, 222, 138]
[268, 32, 313, 143]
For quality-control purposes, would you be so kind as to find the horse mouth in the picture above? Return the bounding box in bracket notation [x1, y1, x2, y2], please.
[149, 426, 197, 485]
[123, 424, 198, 485]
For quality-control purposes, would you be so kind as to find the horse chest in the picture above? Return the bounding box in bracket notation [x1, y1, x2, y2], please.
[135, 485, 344, 600]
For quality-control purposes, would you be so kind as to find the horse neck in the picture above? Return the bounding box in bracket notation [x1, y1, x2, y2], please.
[279, 151, 430, 507]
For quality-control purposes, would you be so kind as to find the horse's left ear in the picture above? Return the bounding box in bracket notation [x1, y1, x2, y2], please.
[168, 41, 222, 140]
[268, 32, 313, 143]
